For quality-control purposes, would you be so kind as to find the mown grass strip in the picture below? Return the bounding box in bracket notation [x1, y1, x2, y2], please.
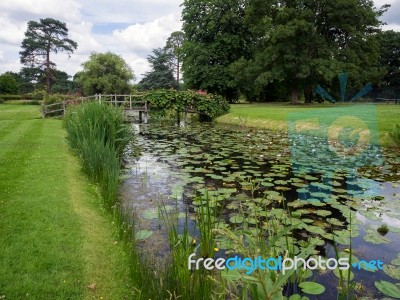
[216, 103, 400, 146]
[0, 104, 132, 299]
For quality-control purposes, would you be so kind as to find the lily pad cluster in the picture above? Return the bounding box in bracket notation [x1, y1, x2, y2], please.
[130, 123, 400, 298]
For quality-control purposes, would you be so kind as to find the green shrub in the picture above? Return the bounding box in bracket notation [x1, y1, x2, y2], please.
[64, 102, 132, 207]
[6, 100, 40, 105]
[389, 124, 400, 147]
[142, 89, 230, 120]
[31, 90, 46, 101]
[0, 92, 43, 101]
[0, 98, 4, 104]
[0, 94, 23, 101]
[44, 94, 62, 105]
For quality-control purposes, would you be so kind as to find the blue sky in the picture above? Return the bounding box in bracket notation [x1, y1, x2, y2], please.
[0, 0, 399, 82]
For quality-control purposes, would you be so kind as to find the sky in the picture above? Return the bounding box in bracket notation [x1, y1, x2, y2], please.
[0, 0, 399, 82]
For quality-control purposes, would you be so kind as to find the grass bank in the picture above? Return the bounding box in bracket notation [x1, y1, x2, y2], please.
[0, 104, 132, 299]
[216, 103, 400, 146]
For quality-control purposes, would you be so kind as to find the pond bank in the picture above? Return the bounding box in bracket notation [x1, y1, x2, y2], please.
[216, 103, 400, 147]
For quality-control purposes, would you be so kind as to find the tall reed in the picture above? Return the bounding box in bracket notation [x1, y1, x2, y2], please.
[64, 101, 132, 208]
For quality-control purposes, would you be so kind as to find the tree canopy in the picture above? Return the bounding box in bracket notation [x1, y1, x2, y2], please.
[165, 31, 185, 87]
[235, 0, 388, 103]
[181, 0, 390, 103]
[378, 30, 400, 89]
[77, 52, 134, 95]
[0, 73, 19, 94]
[182, 0, 252, 101]
[138, 48, 177, 91]
[19, 18, 77, 94]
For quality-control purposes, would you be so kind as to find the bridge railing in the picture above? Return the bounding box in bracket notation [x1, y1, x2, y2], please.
[41, 94, 147, 118]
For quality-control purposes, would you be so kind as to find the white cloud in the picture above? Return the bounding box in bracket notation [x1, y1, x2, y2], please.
[0, 0, 183, 79]
[383, 23, 400, 31]
[0, 15, 27, 45]
[113, 13, 182, 52]
[80, 0, 182, 23]
[0, 0, 81, 22]
[67, 21, 102, 54]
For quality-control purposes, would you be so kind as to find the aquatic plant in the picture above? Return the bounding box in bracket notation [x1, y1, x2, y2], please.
[160, 198, 218, 300]
[64, 101, 132, 207]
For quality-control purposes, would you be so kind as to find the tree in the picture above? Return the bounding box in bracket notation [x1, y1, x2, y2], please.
[77, 52, 134, 95]
[182, 0, 252, 101]
[165, 31, 185, 87]
[138, 48, 177, 91]
[378, 30, 400, 88]
[0, 73, 18, 94]
[18, 67, 43, 93]
[236, 0, 388, 104]
[20, 18, 77, 94]
[50, 70, 80, 94]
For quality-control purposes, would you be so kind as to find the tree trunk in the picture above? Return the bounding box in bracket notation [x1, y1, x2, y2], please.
[176, 57, 180, 90]
[45, 45, 51, 94]
[304, 85, 313, 103]
[291, 84, 298, 104]
[176, 109, 181, 125]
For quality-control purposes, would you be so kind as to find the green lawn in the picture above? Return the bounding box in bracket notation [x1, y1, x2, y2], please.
[217, 103, 400, 145]
[0, 104, 132, 299]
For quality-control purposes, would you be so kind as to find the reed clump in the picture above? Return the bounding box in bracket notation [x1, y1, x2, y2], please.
[64, 101, 132, 208]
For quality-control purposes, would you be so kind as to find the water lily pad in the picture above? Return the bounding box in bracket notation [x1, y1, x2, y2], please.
[314, 210, 332, 217]
[306, 225, 326, 235]
[298, 282, 325, 295]
[375, 280, 400, 299]
[274, 179, 288, 185]
[135, 230, 153, 241]
[388, 225, 400, 234]
[206, 174, 224, 180]
[383, 265, 400, 280]
[333, 268, 354, 281]
[391, 254, 400, 266]
[359, 210, 382, 221]
[327, 218, 343, 226]
[363, 231, 390, 244]
[310, 192, 329, 199]
[142, 208, 159, 220]
[230, 215, 245, 224]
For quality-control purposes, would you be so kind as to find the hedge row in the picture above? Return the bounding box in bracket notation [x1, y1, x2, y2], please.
[142, 90, 230, 119]
[0, 91, 48, 100]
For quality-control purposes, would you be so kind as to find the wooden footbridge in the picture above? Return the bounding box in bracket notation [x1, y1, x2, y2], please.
[42, 94, 151, 122]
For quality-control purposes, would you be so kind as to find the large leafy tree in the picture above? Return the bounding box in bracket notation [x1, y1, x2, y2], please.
[234, 0, 388, 103]
[0, 73, 18, 94]
[182, 0, 252, 101]
[20, 18, 77, 94]
[18, 67, 43, 93]
[377, 30, 400, 89]
[50, 70, 80, 94]
[138, 48, 177, 91]
[165, 31, 185, 87]
[77, 52, 134, 95]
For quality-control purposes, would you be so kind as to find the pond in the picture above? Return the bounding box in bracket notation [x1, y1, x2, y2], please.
[120, 123, 400, 298]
